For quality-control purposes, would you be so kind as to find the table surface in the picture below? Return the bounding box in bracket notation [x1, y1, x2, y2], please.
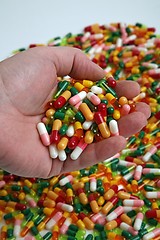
[0, 0, 160, 60]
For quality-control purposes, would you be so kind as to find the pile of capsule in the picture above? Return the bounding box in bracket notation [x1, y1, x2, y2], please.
[37, 74, 133, 161]
[0, 22, 160, 240]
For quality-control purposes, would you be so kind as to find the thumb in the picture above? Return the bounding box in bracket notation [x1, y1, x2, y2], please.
[35, 46, 105, 80]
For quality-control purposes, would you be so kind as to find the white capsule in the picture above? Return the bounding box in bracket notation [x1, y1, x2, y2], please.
[91, 85, 104, 94]
[143, 228, 160, 240]
[70, 140, 87, 160]
[133, 212, 144, 231]
[13, 219, 21, 237]
[66, 124, 75, 137]
[104, 66, 112, 73]
[69, 91, 87, 105]
[145, 191, 160, 199]
[87, 92, 101, 105]
[37, 122, 50, 146]
[82, 120, 93, 130]
[109, 119, 119, 136]
[46, 212, 62, 230]
[106, 206, 124, 221]
[116, 38, 123, 47]
[58, 149, 67, 161]
[59, 175, 73, 186]
[49, 144, 58, 159]
[90, 178, 97, 192]
[57, 202, 73, 212]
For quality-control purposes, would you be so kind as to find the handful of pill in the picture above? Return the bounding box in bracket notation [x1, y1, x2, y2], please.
[37, 74, 135, 161]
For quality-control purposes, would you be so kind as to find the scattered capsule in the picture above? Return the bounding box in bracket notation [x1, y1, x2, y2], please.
[133, 212, 144, 231]
[37, 122, 50, 146]
[106, 206, 124, 221]
[94, 112, 110, 138]
[69, 91, 87, 105]
[70, 139, 88, 160]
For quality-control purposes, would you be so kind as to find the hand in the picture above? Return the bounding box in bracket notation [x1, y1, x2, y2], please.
[0, 46, 150, 178]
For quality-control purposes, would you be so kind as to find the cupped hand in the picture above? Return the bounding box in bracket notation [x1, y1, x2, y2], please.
[0, 46, 150, 178]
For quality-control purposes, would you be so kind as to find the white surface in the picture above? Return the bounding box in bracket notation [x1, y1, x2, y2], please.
[0, 0, 160, 60]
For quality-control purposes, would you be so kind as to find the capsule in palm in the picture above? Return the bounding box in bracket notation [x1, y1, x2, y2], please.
[79, 102, 94, 121]
[94, 112, 110, 138]
[50, 119, 62, 143]
[53, 90, 71, 109]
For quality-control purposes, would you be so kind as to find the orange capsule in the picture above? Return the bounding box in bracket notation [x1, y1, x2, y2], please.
[88, 194, 99, 213]
[105, 219, 121, 230]
[101, 196, 118, 215]
[77, 188, 88, 205]
[57, 136, 69, 150]
[84, 130, 94, 144]
[79, 213, 94, 230]
[120, 213, 132, 225]
[79, 102, 94, 121]
[104, 185, 118, 200]
[72, 182, 84, 191]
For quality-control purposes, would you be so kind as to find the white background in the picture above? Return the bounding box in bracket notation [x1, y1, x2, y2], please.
[0, 0, 160, 60]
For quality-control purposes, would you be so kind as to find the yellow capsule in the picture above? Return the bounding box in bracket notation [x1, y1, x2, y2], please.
[120, 213, 132, 225]
[113, 109, 121, 120]
[24, 179, 32, 188]
[0, 190, 8, 196]
[77, 219, 85, 229]
[97, 94, 105, 100]
[105, 93, 115, 102]
[97, 196, 105, 206]
[84, 130, 94, 144]
[108, 232, 117, 240]
[66, 188, 74, 197]
[131, 66, 140, 74]
[72, 182, 84, 190]
[37, 221, 45, 231]
[27, 221, 34, 228]
[152, 202, 159, 209]
[74, 82, 85, 91]
[80, 176, 89, 183]
[79, 103, 94, 121]
[5, 207, 14, 213]
[43, 207, 54, 216]
[118, 191, 132, 199]
[74, 121, 82, 131]
[52, 119, 62, 131]
[50, 176, 59, 186]
[46, 108, 55, 118]
[70, 171, 80, 177]
[118, 96, 128, 105]
[0, 200, 6, 207]
[43, 199, 55, 208]
[105, 220, 118, 230]
[141, 86, 147, 92]
[57, 136, 69, 150]
[83, 80, 94, 88]
[123, 51, 132, 58]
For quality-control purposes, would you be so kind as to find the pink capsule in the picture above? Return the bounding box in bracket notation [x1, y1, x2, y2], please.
[25, 195, 37, 208]
[143, 144, 158, 161]
[120, 104, 131, 116]
[120, 222, 138, 236]
[13, 219, 22, 237]
[59, 175, 73, 186]
[106, 206, 124, 221]
[91, 212, 104, 223]
[57, 202, 73, 212]
[143, 168, 160, 175]
[69, 91, 87, 106]
[0, 180, 5, 188]
[87, 92, 101, 105]
[46, 211, 63, 230]
[148, 68, 160, 75]
[123, 199, 144, 207]
[60, 218, 72, 234]
[133, 212, 144, 231]
[118, 160, 136, 167]
[143, 228, 160, 240]
[70, 139, 88, 160]
[145, 191, 160, 199]
[134, 165, 143, 180]
[37, 122, 50, 146]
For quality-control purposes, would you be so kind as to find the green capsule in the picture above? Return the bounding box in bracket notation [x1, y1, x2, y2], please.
[69, 224, 79, 232]
[34, 214, 45, 226]
[74, 203, 83, 213]
[138, 131, 145, 139]
[114, 69, 121, 77]
[147, 218, 158, 226]
[65, 182, 73, 189]
[99, 79, 117, 97]
[54, 111, 65, 120]
[144, 173, 156, 179]
[75, 112, 85, 123]
[150, 128, 160, 136]
[136, 22, 143, 27]
[59, 124, 68, 135]
[151, 154, 160, 163]
[97, 187, 104, 195]
[97, 179, 103, 187]
[38, 181, 49, 189]
[139, 228, 148, 238]
[76, 229, 86, 239]
[83, 99, 97, 112]
[11, 185, 21, 191]
[139, 65, 148, 72]
[7, 228, 13, 238]
[119, 61, 125, 68]
[101, 99, 108, 105]
[54, 81, 70, 98]
[127, 210, 137, 218]
[94, 224, 104, 231]
[127, 136, 137, 147]
[30, 226, 39, 236]
[22, 208, 31, 216]
[23, 185, 31, 193]
[122, 230, 132, 238]
[89, 166, 97, 175]
[144, 198, 152, 207]
[85, 182, 90, 193]
[4, 213, 13, 220]
[91, 122, 98, 134]
[43, 232, 52, 240]
[143, 54, 154, 61]
[67, 229, 76, 237]
[130, 149, 144, 157]
[25, 212, 34, 221]
[107, 107, 114, 115]
[85, 234, 93, 240]
[130, 236, 141, 240]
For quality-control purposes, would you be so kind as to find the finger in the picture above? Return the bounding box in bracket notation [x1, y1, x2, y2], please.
[118, 112, 147, 137]
[115, 80, 140, 99]
[55, 136, 126, 175]
[34, 46, 105, 80]
[135, 102, 151, 119]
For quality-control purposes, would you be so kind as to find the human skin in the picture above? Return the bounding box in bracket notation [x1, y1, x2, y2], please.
[0, 46, 150, 178]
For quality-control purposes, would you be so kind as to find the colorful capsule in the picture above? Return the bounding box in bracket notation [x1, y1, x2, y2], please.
[145, 209, 160, 218]
[109, 119, 119, 136]
[120, 222, 138, 236]
[53, 90, 71, 109]
[123, 199, 144, 207]
[50, 119, 62, 143]
[59, 175, 73, 186]
[37, 122, 50, 146]
[79, 102, 94, 121]
[143, 228, 160, 240]
[145, 191, 160, 199]
[87, 92, 101, 105]
[106, 206, 124, 221]
[94, 112, 110, 138]
[133, 212, 144, 231]
[70, 139, 88, 160]
[46, 212, 63, 230]
[69, 91, 87, 105]
[104, 185, 118, 200]
[88, 194, 99, 213]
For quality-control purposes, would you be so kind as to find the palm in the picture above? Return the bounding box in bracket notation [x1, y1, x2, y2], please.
[0, 47, 150, 178]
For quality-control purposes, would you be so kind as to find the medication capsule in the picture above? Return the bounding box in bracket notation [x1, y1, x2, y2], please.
[66, 124, 74, 137]
[97, 103, 107, 119]
[84, 130, 94, 144]
[123, 199, 144, 207]
[94, 112, 110, 138]
[88, 194, 99, 213]
[133, 213, 144, 231]
[53, 90, 71, 109]
[87, 92, 101, 105]
[58, 149, 67, 161]
[109, 119, 119, 136]
[70, 139, 88, 160]
[60, 218, 72, 234]
[46, 212, 63, 230]
[145, 191, 160, 199]
[142, 144, 158, 162]
[145, 209, 160, 218]
[50, 119, 62, 143]
[91, 85, 105, 94]
[105, 218, 121, 230]
[120, 222, 138, 236]
[69, 91, 87, 106]
[59, 175, 73, 186]
[57, 136, 69, 150]
[90, 177, 97, 192]
[106, 206, 124, 222]
[79, 102, 94, 121]
[118, 191, 138, 200]
[134, 165, 143, 180]
[82, 120, 93, 130]
[13, 219, 22, 237]
[78, 213, 94, 230]
[68, 135, 79, 149]
[143, 168, 160, 175]
[120, 213, 132, 225]
[49, 144, 58, 159]
[37, 122, 50, 146]
[104, 185, 118, 200]
[142, 228, 160, 240]
[77, 188, 88, 205]
[120, 104, 131, 116]
[56, 202, 73, 212]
